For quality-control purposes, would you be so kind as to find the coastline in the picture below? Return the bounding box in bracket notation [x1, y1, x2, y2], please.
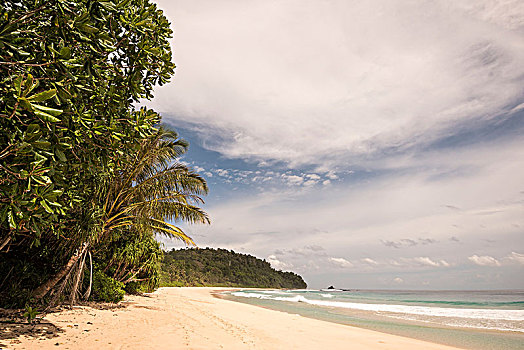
[2, 287, 465, 349]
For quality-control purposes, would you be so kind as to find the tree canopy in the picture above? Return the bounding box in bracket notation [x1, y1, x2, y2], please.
[161, 248, 307, 289]
[0, 0, 208, 307]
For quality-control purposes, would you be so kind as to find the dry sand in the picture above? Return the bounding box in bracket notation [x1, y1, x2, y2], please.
[1, 287, 465, 349]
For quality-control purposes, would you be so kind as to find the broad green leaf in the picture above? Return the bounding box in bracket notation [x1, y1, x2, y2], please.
[27, 89, 57, 102]
[34, 110, 61, 122]
[26, 124, 40, 134]
[55, 148, 66, 162]
[117, 0, 132, 9]
[40, 200, 54, 214]
[22, 74, 39, 96]
[13, 75, 23, 95]
[76, 23, 99, 34]
[33, 140, 51, 150]
[32, 104, 63, 116]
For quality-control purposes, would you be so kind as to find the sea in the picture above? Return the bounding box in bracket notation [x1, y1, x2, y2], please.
[222, 289, 524, 350]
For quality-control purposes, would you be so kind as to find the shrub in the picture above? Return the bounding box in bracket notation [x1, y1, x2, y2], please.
[91, 271, 125, 303]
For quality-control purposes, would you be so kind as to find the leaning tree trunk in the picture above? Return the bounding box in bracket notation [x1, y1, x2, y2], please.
[0, 235, 11, 251]
[32, 242, 89, 301]
[70, 249, 88, 305]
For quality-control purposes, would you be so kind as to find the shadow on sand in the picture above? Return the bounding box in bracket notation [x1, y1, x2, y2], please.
[0, 319, 62, 348]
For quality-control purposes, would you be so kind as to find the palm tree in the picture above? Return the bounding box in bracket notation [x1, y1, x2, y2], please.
[33, 127, 209, 302]
[99, 127, 209, 244]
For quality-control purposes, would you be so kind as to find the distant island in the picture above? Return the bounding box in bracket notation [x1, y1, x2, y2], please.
[160, 248, 307, 289]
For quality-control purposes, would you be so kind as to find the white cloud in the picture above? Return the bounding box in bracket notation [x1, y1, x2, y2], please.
[362, 258, 379, 266]
[322, 180, 331, 186]
[153, 0, 524, 289]
[394, 257, 451, 268]
[306, 174, 321, 180]
[468, 255, 501, 266]
[329, 257, 353, 268]
[505, 252, 524, 265]
[412, 257, 443, 267]
[393, 277, 404, 284]
[151, 0, 524, 168]
[215, 169, 230, 177]
[303, 180, 317, 187]
[181, 140, 524, 288]
[283, 174, 304, 186]
[439, 260, 451, 267]
[325, 171, 339, 180]
[267, 255, 292, 270]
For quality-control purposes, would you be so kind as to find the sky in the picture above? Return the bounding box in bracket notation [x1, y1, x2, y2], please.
[145, 0, 524, 290]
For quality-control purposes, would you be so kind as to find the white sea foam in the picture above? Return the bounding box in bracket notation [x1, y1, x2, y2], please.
[231, 292, 271, 299]
[231, 292, 524, 321]
[320, 294, 334, 298]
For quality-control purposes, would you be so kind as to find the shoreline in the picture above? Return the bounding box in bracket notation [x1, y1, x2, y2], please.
[1, 287, 465, 349]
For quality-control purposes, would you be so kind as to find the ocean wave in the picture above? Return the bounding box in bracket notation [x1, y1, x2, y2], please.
[231, 292, 524, 321]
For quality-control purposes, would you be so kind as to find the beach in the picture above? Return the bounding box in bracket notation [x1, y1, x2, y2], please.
[2, 287, 465, 350]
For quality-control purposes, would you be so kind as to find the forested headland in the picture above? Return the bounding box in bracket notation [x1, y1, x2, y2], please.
[0, 0, 209, 308]
[161, 248, 307, 289]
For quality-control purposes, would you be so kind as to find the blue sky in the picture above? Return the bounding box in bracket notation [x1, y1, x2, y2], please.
[146, 0, 524, 289]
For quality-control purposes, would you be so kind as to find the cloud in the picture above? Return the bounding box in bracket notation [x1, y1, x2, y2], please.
[505, 252, 524, 265]
[468, 255, 501, 266]
[397, 257, 451, 268]
[413, 257, 449, 267]
[153, 0, 524, 289]
[381, 240, 402, 249]
[381, 237, 438, 248]
[412, 257, 441, 267]
[267, 255, 292, 270]
[329, 257, 353, 268]
[362, 258, 379, 266]
[182, 140, 524, 288]
[215, 169, 230, 177]
[419, 238, 438, 245]
[150, 0, 524, 168]
[439, 260, 451, 267]
[303, 179, 317, 187]
[325, 171, 339, 180]
[283, 174, 304, 186]
[401, 239, 418, 246]
[444, 205, 462, 211]
[393, 277, 404, 284]
[305, 245, 325, 252]
[306, 174, 321, 180]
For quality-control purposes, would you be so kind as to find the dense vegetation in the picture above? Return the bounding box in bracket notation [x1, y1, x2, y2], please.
[0, 0, 208, 307]
[160, 248, 307, 289]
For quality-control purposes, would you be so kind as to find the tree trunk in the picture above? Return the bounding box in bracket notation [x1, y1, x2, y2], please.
[0, 235, 11, 251]
[70, 250, 87, 305]
[83, 250, 93, 301]
[32, 242, 89, 300]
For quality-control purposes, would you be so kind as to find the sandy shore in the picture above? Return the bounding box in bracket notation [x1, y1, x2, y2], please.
[2, 287, 465, 349]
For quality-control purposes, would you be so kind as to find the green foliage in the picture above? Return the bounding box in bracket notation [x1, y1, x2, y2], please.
[160, 248, 307, 289]
[91, 271, 125, 303]
[23, 304, 39, 324]
[0, 0, 209, 308]
[0, 0, 175, 249]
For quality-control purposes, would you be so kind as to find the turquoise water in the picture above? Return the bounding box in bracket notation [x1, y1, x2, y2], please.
[222, 289, 524, 350]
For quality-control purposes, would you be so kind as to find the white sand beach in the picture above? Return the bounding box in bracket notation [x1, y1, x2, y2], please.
[5, 287, 465, 350]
